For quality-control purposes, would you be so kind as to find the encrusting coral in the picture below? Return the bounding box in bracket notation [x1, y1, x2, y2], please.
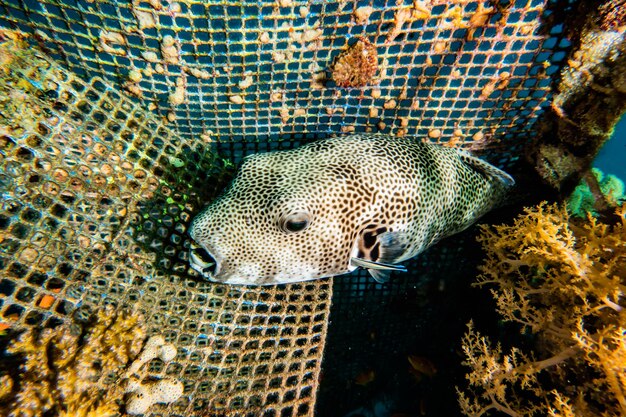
[0, 306, 146, 417]
[123, 335, 183, 415]
[330, 37, 379, 88]
[457, 202, 626, 417]
[125, 374, 184, 415]
[0, 307, 183, 417]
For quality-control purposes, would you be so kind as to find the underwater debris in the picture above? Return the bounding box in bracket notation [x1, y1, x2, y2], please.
[229, 94, 244, 105]
[37, 294, 55, 309]
[433, 41, 447, 54]
[279, 106, 291, 123]
[330, 37, 379, 88]
[169, 2, 181, 14]
[132, 6, 157, 29]
[259, 31, 271, 44]
[200, 129, 214, 143]
[184, 66, 212, 80]
[298, 27, 324, 44]
[311, 69, 326, 89]
[387, 7, 413, 43]
[471, 131, 484, 142]
[141, 51, 159, 63]
[354, 6, 374, 24]
[160, 35, 179, 65]
[124, 79, 143, 98]
[479, 80, 496, 100]
[479, 71, 510, 100]
[458, 202, 626, 417]
[272, 51, 288, 63]
[412, 0, 431, 20]
[169, 77, 186, 106]
[387, 2, 431, 42]
[99, 30, 127, 56]
[147, 0, 162, 11]
[383, 99, 397, 109]
[0, 306, 147, 417]
[466, 3, 494, 41]
[238, 73, 254, 90]
[428, 129, 441, 139]
[395, 128, 407, 137]
[128, 69, 143, 83]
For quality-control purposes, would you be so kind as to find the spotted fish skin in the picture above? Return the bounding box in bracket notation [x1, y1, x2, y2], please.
[189, 133, 514, 285]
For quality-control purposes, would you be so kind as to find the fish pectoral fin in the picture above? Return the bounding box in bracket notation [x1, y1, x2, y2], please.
[350, 257, 407, 273]
[368, 268, 391, 284]
[350, 257, 406, 284]
[377, 231, 410, 264]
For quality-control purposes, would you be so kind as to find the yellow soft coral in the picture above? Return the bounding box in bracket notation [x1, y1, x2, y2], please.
[1, 306, 146, 417]
[457, 322, 544, 417]
[458, 203, 626, 417]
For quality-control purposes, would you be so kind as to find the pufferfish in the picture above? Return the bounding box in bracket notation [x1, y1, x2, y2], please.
[189, 133, 514, 285]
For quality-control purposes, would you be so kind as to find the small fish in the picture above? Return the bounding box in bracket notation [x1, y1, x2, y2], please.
[189, 133, 513, 285]
[407, 355, 437, 380]
[354, 369, 376, 386]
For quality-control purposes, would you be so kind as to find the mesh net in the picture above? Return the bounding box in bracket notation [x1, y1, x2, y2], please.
[0, 43, 330, 416]
[0, 0, 570, 161]
[0, 0, 606, 415]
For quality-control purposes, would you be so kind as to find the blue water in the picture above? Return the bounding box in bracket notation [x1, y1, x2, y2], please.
[594, 114, 626, 179]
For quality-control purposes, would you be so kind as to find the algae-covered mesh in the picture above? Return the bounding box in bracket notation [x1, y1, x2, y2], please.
[0, 37, 330, 416]
[0, 0, 601, 416]
[0, 0, 566, 161]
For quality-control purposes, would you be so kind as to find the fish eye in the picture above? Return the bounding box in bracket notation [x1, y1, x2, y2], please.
[280, 212, 311, 233]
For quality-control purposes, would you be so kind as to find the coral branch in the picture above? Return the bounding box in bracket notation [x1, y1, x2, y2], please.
[459, 202, 626, 417]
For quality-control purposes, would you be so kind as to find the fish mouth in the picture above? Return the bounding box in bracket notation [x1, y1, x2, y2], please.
[189, 241, 219, 279]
